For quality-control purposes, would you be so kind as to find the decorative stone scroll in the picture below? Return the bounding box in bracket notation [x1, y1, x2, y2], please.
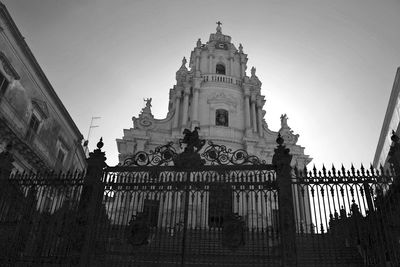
[132, 98, 155, 130]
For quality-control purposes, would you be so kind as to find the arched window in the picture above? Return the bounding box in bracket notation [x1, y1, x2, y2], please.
[216, 64, 226, 75]
[216, 109, 228, 127]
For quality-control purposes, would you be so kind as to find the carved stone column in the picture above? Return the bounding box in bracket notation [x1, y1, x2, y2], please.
[272, 134, 297, 266]
[181, 85, 190, 127]
[208, 55, 214, 73]
[192, 87, 200, 127]
[228, 56, 233, 76]
[251, 95, 257, 133]
[257, 98, 263, 137]
[244, 88, 251, 133]
[195, 49, 201, 71]
[173, 91, 181, 128]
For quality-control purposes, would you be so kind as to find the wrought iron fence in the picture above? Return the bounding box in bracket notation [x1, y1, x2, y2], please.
[0, 171, 85, 265]
[293, 164, 399, 266]
[1, 131, 400, 266]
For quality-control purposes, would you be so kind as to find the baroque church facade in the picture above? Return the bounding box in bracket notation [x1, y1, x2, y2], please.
[117, 23, 311, 168]
[115, 24, 312, 230]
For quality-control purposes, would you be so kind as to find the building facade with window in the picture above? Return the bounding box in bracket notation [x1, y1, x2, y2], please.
[374, 67, 400, 169]
[0, 3, 86, 172]
[116, 25, 312, 229]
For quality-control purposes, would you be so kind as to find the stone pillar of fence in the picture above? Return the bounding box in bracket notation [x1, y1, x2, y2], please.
[272, 134, 297, 266]
[79, 138, 107, 267]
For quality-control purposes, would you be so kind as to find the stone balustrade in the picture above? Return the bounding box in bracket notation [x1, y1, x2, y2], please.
[201, 74, 242, 86]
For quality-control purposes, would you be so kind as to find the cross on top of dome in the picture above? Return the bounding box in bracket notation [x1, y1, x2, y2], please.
[216, 21, 222, 33]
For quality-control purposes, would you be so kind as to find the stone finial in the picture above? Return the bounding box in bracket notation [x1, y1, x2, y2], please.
[216, 21, 222, 33]
[238, 43, 243, 53]
[276, 132, 284, 145]
[97, 137, 104, 150]
[182, 57, 187, 66]
[196, 38, 201, 48]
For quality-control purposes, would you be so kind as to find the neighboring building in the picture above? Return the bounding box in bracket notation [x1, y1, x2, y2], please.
[374, 67, 400, 169]
[115, 24, 312, 230]
[0, 2, 86, 172]
[117, 23, 311, 168]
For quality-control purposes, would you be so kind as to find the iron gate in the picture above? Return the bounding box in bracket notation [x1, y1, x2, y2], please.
[85, 139, 281, 266]
[89, 166, 279, 266]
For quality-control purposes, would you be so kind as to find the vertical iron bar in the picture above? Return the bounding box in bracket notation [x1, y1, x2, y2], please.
[180, 171, 190, 266]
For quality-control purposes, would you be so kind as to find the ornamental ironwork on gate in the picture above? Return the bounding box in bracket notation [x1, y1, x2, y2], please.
[0, 129, 400, 266]
[89, 129, 282, 266]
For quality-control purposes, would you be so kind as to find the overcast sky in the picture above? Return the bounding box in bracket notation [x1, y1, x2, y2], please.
[3, 0, 400, 168]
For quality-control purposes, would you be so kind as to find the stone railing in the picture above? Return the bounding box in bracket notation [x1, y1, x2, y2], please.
[202, 74, 242, 86]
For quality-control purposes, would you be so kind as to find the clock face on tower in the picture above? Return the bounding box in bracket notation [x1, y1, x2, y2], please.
[215, 42, 228, 50]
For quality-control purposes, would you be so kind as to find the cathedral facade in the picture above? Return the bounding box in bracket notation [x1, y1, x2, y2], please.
[114, 24, 312, 230]
[117, 24, 311, 168]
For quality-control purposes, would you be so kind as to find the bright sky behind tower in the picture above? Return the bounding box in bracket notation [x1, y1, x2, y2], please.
[3, 0, 400, 168]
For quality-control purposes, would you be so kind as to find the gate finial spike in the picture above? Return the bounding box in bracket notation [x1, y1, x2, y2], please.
[350, 163, 355, 175]
[360, 163, 365, 176]
[312, 164, 317, 177]
[369, 164, 375, 176]
[322, 164, 326, 176]
[331, 164, 336, 176]
[341, 164, 346, 176]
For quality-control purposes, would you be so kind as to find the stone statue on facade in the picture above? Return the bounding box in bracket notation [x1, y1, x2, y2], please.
[144, 98, 152, 108]
[279, 114, 299, 145]
[196, 38, 201, 48]
[280, 114, 288, 128]
[251, 67, 256, 77]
